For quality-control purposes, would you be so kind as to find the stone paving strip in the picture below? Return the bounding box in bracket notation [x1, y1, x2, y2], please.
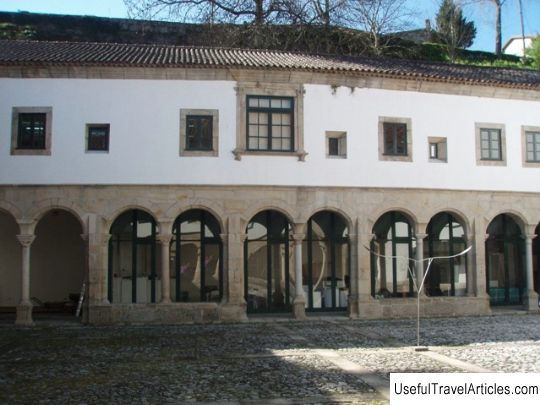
[0, 313, 539, 404]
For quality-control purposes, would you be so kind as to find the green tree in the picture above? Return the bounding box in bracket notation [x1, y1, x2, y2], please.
[434, 0, 476, 62]
[0, 23, 35, 40]
[526, 36, 540, 69]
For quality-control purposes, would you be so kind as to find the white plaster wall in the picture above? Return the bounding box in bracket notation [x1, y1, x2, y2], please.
[1, 78, 539, 192]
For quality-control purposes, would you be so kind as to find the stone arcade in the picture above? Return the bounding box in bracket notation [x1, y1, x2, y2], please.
[0, 40, 539, 325]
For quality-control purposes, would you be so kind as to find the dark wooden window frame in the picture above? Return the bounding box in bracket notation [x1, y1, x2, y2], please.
[86, 124, 110, 152]
[246, 95, 294, 152]
[480, 128, 502, 161]
[186, 115, 213, 151]
[383, 122, 408, 156]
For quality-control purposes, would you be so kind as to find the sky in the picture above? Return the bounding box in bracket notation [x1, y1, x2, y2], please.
[0, 0, 539, 53]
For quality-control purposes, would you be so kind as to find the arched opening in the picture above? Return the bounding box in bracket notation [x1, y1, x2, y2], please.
[371, 211, 415, 298]
[170, 209, 223, 302]
[0, 211, 21, 318]
[244, 210, 293, 313]
[304, 211, 350, 311]
[533, 223, 539, 294]
[108, 209, 160, 304]
[31, 209, 85, 315]
[424, 212, 468, 297]
[486, 214, 525, 305]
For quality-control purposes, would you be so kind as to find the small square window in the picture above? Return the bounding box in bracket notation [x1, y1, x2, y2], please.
[428, 137, 447, 162]
[326, 131, 347, 158]
[86, 124, 110, 152]
[186, 115, 213, 151]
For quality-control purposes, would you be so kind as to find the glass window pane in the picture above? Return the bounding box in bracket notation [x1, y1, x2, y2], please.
[281, 99, 292, 109]
[272, 126, 282, 138]
[270, 99, 281, 108]
[248, 137, 259, 149]
[259, 98, 270, 108]
[272, 113, 282, 125]
[249, 125, 259, 137]
[248, 98, 259, 107]
[282, 139, 291, 150]
[259, 137, 268, 150]
[248, 112, 259, 124]
[258, 113, 268, 125]
[272, 139, 282, 150]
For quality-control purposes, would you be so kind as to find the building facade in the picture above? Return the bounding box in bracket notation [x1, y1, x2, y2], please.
[0, 40, 539, 325]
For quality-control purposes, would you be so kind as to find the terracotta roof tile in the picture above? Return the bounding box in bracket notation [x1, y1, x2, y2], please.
[1, 39, 539, 89]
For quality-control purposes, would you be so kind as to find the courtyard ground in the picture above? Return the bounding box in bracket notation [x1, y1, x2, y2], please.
[1, 311, 539, 404]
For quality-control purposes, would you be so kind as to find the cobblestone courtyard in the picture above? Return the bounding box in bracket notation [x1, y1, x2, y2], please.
[1, 312, 540, 404]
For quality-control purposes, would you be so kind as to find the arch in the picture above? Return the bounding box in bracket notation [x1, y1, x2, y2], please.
[244, 209, 293, 313]
[424, 212, 469, 297]
[422, 208, 471, 237]
[300, 206, 354, 232]
[304, 210, 350, 312]
[243, 202, 296, 229]
[369, 207, 418, 235]
[28, 203, 85, 235]
[485, 210, 528, 235]
[168, 204, 225, 236]
[0, 201, 22, 225]
[170, 209, 223, 303]
[108, 209, 159, 304]
[370, 210, 416, 298]
[485, 214, 525, 306]
[30, 209, 85, 317]
[106, 205, 157, 233]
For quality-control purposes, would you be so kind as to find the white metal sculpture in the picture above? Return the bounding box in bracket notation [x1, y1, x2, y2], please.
[365, 245, 472, 348]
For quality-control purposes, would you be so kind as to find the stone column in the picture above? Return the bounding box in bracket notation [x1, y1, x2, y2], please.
[292, 232, 306, 320]
[347, 229, 359, 318]
[157, 233, 172, 304]
[472, 217, 489, 298]
[465, 236, 475, 297]
[415, 233, 427, 295]
[523, 234, 539, 312]
[16, 234, 35, 326]
[219, 215, 248, 321]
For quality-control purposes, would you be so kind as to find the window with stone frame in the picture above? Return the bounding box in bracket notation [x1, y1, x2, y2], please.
[179, 109, 219, 157]
[475, 123, 506, 166]
[247, 96, 294, 152]
[383, 122, 407, 156]
[11, 107, 52, 156]
[378, 117, 412, 162]
[233, 82, 306, 161]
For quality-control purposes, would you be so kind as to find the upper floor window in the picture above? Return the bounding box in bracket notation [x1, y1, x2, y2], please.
[428, 136, 447, 163]
[326, 131, 347, 158]
[186, 115, 213, 151]
[18, 113, 46, 149]
[86, 124, 110, 152]
[480, 128, 502, 160]
[247, 96, 294, 152]
[378, 117, 412, 162]
[475, 123, 506, 166]
[525, 131, 540, 162]
[11, 107, 52, 156]
[179, 109, 219, 157]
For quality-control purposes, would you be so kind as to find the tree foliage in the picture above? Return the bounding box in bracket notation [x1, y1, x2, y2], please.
[433, 0, 476, 62]
[346, 0, 414, 55]
[526, 36, 540, 69]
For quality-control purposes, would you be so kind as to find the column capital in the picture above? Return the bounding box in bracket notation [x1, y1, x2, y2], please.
[415, 233, 428, 240]
[292, 233, 305, 242]
[16, 234, 35, 247]
[525, 234, 537, 241]
[156, 233, 173, 244]
[100, 233, 112, 248]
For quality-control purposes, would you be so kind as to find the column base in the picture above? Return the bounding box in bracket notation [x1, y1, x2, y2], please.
[218, 301, 248, 322]
[523, 290, 540, 312]
[15, 304, 34, 326]
[293, 299, 306, 320]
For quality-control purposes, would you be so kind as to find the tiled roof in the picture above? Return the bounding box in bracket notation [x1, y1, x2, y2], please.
[1, 39, 540, 89]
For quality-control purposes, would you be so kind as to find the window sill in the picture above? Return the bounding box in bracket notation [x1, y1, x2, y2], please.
[11, 148, 51, 156]
[523, 160, 540, 168]
[233, 148, 307, 161]
[180, 150, 219, 157]
[429, 158, 447, 163]
[477, 159, 506, 167]
[327, 155, 347, 159]
[379, 154, 412, 162]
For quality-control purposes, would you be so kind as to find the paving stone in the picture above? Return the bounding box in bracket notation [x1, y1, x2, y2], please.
[0, 313, 539, 403]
